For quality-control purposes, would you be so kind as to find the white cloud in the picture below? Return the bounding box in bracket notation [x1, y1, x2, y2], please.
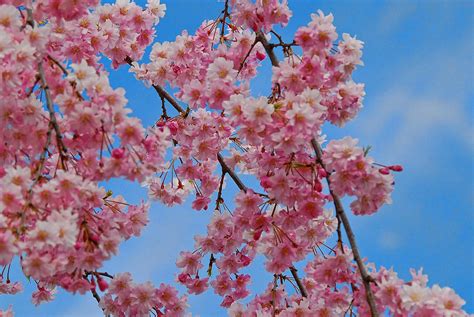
[378, 230, 402, 250]
[353, 35, 473, 167]
[375, 2, 417, 35]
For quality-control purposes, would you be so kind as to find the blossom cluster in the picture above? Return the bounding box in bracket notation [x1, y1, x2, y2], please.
[323, 137, 394, 215]
[230, 0, 292, 33]
[131, 20, 267, 109]
[0, 0, 180, 313]
[174, 190, 337, 308]
[100, 273, 187, 317]
[133, 1, 468, 315]
[0, 0, 469, 316]
[145, 109, 232, 210]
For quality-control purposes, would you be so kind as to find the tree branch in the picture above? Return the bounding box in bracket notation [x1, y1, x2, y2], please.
[257, 29, 379, 316]
[90, 288, 101, 303]
[125, 56, 185, 114]
[311, 139, 378, 317]
[219, 0, 230, 43]
[289, 266, 307, 298]
[217, 153, 247, 192]
[256, 31, 279, 67]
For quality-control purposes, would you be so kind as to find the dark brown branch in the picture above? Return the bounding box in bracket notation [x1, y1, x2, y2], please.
[90, 288, 101, 303]
[269, 30, 296, 56]
[25, 8, 34, 28]
[220, 0, 230, 43]
[153, 84, 185, 113]
[29, 6, 68, 167]
[125, 56, 185, 114]
[207, 254, 216, 277]
[23, 10, 55, 188]
[29, 118, 53, 190]
[217, 153, 247, 192]
[85, 271, 114, 280]
[311, 139, 379, 317]
[289, 266, 307, 298]
[256, 31, 279, 67]
[47, 55, 68, 75]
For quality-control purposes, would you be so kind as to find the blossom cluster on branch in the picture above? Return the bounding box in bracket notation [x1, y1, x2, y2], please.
[0, 0, 468, 316]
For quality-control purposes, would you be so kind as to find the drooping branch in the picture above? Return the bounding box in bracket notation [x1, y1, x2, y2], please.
[258, 30, 379, 316]
[311, 139, 379, 316]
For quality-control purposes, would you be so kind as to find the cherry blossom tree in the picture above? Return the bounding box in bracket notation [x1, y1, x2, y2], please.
[0, 0, 469, 316]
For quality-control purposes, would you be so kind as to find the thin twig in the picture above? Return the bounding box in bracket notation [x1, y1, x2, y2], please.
[38, 61, 68, 159]
[90, 288, 101, 303]
[215, 170, 226, 211]
[47, 55, 68, 75]
[219, 0, 230, 43]
[237, 37, 259, 76]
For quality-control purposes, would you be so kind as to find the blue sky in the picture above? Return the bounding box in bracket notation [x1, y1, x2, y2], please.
[2, 0, 473, 315]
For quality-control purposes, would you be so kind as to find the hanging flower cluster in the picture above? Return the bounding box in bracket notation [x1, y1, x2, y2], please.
[0, 0, 468, 316]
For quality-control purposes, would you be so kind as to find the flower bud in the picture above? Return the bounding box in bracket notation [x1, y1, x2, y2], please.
[389, 165, 403, 172]
[318, 168, 327, 178]
[90, 278, 96, 291]
[97, 278, 109, 292]
[256, 51, 266, 61]
[111, 148, 125, 159]
[178, 273, 190, 284]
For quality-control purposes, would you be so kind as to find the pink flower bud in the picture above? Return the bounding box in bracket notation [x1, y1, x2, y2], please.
[89, 234, 100, 244]
[111, 148, 125, 159]
[318, 168, 327, 178]
[239, 254, 251, 267]
[97, 278, 109, 292]
[314, 181, 323, 192]
[256, 51, 266, 61]
[253, 230, 262, 241]
[389, 165, 403, 172]
[379, 167, 390, 175]
[178, 273, 190, 284]
[220, 295, 235, 308]
[90, 278, 96, 291]
[167, 121, 179, 135]
[260, 176, 272, 188]
[142, 138, 153, 152]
